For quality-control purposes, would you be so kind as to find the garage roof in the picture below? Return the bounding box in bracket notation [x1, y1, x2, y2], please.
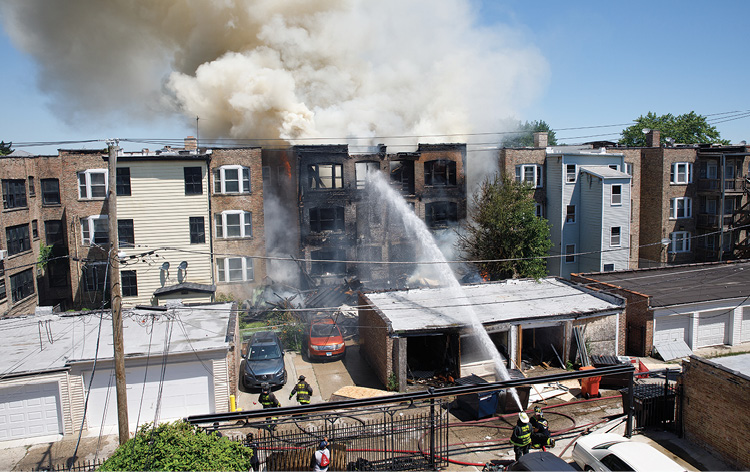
[1, 303, 234, 376]
[362, 277, 622, 334]
[575, 260, 750, 308]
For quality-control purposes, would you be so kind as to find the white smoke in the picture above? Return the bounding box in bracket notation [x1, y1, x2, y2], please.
[1, 0, 548, 145]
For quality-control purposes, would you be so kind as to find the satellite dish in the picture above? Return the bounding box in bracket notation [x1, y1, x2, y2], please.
[178, 261, 188, 270]
[161, 261, 170, 271]
[642, 128, 651, 135]
[661, 238, 671, 246]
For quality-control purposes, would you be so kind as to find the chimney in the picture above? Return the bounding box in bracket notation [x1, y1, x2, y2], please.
[646, 129, 660, 147]
[184, 136, 198, 151]
[533, 132, 548, 148]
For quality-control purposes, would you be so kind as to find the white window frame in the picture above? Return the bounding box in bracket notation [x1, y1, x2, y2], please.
[670, 162, 693, 184]
[515, 164, 543, 188]
[566, 205, 576, 223]
[610, 226, 621, 247]
[81, 215, 109, 245]
[565, 244, 576, 263]
[216, 256, 254, 282]
[565, 164, 577, 183]
[77, 169, 108, 199]
[669, 231, 691, 253]
[215, 210, 252, 238]
[611, 185, 622, 205]
[214, 165, 251, 194]
[669, 197, 692, 219]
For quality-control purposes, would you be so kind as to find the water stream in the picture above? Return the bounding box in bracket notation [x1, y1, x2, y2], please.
[368, 172, 522, 410]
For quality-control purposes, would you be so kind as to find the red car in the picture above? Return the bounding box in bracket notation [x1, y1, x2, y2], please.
[306, 318, 346, 361]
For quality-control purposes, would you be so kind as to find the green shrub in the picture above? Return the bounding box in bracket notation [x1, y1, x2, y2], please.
[265, 310, 304, 352]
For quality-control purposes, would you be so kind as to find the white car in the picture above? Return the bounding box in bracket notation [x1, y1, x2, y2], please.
[571, 433, 686, 472]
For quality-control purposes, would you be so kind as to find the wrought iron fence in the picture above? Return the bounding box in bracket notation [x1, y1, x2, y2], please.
[32, 458, 104, 472]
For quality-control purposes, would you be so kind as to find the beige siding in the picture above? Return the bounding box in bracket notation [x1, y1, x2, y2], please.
[213, 358, 229, 413]
[68, 373, 86, 433]
[117, 161, 212, 306]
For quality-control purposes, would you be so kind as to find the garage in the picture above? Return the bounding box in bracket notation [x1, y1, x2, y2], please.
[741, 307, 750, 343]
[0, 382, 62, 441]
[83, 360, 214, 430]
[653, 314, 691, 346]
[696, 310, 730, 348]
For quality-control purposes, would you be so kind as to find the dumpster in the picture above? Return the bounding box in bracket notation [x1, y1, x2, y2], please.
[579, 365, 601, 399]
[455, 374, 499, 420]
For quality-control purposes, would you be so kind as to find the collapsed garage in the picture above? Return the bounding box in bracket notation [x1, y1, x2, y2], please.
[358, 277, 625, 391]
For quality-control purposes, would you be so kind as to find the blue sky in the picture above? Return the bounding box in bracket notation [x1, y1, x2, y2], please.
[1, 1, 748, 154]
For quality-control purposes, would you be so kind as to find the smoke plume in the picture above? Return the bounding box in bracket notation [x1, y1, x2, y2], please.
[1, 0, 548, 146]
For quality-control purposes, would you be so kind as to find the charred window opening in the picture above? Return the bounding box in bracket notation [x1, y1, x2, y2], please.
[308, 163, 343, 190]
[355, 161, 380, 189]
[311, 249, 346, 276]
[424, 160, 456, 187]
[425, 201, 458, 228]
[309, 206, 345, 232]
[390, 160, 415, 194]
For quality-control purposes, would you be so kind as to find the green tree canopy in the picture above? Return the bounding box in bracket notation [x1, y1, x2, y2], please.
[99, 421, 254, 471]
[619, 111, 730, 147]
[502, 120, 558, 147]
[457, 173, 551, 280]
[0, 141, 13, 156]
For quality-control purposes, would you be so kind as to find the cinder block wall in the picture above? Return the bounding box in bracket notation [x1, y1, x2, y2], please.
[681, 356, 750, 470]
[358, 293, 392, 388]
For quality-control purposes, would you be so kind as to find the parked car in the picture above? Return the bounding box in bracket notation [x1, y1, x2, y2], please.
[506, 451, 576, 471]
[306, 317, 345, 361]
[572, 433, 686, 472]
[242, 331, 287, 389]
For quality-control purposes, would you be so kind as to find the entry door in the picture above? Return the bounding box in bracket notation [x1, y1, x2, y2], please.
[0, 382, 62, 441]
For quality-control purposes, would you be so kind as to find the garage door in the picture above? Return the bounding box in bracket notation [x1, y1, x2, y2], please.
[653, 315, 690, 346]
[742, 307, 750, 343]
[0, 382, 62, 441]
[84, 360, 213, 430]
[696, 310, 729, 348]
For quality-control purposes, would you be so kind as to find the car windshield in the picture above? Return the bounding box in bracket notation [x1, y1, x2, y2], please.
[311, 324, 340, 338]
[248, 344, 281, 360]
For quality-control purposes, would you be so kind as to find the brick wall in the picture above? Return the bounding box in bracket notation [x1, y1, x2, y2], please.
[682, 355, 750, 470]
[358, 293, 393, 387]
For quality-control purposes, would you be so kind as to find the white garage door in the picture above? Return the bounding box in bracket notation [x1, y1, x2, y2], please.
[696, 310, 730, 348]
[84, 360, 213, 430]
[742, 307, 750, 343]
[0, 382, 62, 441]
[653, 315, 691, 346]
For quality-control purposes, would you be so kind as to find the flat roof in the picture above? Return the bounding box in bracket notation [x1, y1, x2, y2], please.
[706, 353, 750, 378]
[362, 277, 622, 334]
[576, 260, 750, 308]
[2, 303, 233, 376]
[579, 165, 631, 179]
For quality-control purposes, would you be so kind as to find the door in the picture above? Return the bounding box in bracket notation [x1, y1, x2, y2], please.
[653, 315, 690, 346]
[696, 311, 729, 348]
[742, 307, 750, 343]
[0, 382, 62, 441]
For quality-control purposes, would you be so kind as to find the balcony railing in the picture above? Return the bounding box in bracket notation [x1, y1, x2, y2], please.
[697, 177, 747, 193]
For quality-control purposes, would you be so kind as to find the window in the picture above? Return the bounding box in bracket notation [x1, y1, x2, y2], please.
[308, 163, 343, 190]
[6, 224, 31, 256]
[81, 216, 109, 245]
[10, 269, 34, 302]
[181, 166, 203, 195]
[28, 176, 35, 197]
[535, 203, 544, 218]
[216, 257, 254, 282]
[600, 454, 634, 472]
[425, 160, 457, 187]
[670, 197, 692, 219]
[565, 164, 577, 183]
[77, 169, 108, 199]
[0, 261, 5, 301]
[2, 179, 27, 209]
[389, 160, 415, 194]
[213, 165, 250, 194]
[189, 217, 205, 244]
[45, 220, 68, 288]
[83, 262, 108, 292]
[669, 231, 691, 253]
[311, 249, 346, 276]
[355, 161, 380, 189]
[215, 211, 252, 238]
[566, 205, 576, 223]
[41, 179, 61, 205]
[608, 164, 619, 171]
[611, 185, 622, 205]
[565, 244, 576, 263]
[425, 201, 458, 228]
[309, 207, 345, 232]
[625, 163, 633, 178]
[116, 167, 131, 196]
[121, 270, 137, 297]
[45, 220, 65, 249]
[31, 220, 39, 240]
[603, 263, 615, 272]
[515, 164, 543, 188]
[670, 162, 693, 184]
[610, 226, 621, 246]
[117, 219, 134, 247]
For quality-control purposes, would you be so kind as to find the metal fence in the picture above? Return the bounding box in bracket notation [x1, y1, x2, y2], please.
[32, 458, 104, 472]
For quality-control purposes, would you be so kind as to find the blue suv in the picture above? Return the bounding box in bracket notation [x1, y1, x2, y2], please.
[242, 331, 287, 390]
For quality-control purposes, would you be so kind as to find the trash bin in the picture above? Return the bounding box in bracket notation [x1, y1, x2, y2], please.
[579, 366, 601, 399]
[455, 374, 499, 420]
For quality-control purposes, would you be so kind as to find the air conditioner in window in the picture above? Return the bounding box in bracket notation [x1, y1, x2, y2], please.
[0, 249, 6, 260]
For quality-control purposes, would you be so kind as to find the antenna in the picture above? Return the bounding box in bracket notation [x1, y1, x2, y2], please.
[196, 116, 199, 148]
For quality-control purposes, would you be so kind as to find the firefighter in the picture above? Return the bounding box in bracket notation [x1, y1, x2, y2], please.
[530, 406, 555, 448]
[509, 412, 532, 461]
[289, 375, 313, 405]
[258, 383, 281, 409]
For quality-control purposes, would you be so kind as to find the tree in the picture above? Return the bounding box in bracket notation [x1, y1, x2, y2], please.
[502, 120, 558, 147]
[457, 173, 551, 280]
[0, 141, 13, 156]
[619, 111, 729, 147]
[99, 421, 254, 471]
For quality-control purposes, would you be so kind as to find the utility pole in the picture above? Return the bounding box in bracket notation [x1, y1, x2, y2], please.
[107, 140, 129, 444]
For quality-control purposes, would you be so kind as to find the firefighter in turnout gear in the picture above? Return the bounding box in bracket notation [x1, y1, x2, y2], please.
[530, 406, 555, 449]
[289, 375, 313, 405]
[509, 412, 532, 461]
[258, 383, 281, 409]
